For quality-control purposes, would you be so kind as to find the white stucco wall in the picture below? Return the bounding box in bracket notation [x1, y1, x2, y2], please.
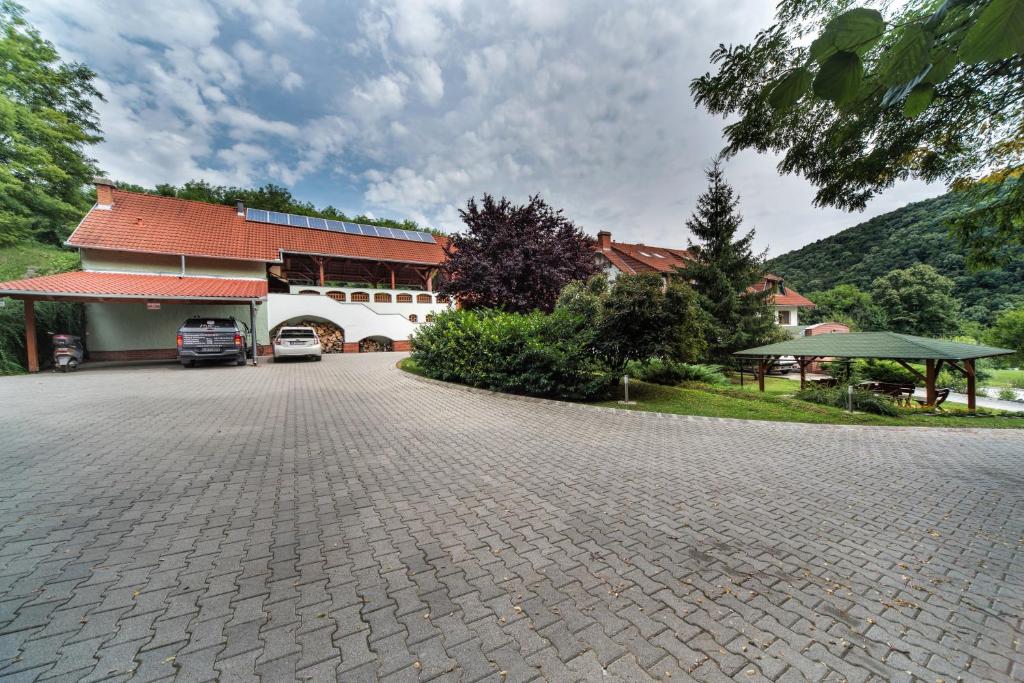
[268, 292, 448, 343]
[776, 305, 800, 326]
[284, 285, 450, 322]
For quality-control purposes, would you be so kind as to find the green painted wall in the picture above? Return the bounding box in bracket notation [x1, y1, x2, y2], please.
[86, 302, 270, 351]
[81, 249, 265, 278]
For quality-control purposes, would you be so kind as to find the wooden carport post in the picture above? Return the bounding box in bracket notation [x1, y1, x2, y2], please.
[24, 298, 38, 373]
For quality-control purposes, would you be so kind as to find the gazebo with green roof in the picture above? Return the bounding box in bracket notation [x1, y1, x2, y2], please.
[735, 331, 1015, 410]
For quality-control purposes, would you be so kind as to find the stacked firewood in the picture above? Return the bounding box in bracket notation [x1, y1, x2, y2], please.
[272, 320, 345, 353]
[359, 338, 393, 353]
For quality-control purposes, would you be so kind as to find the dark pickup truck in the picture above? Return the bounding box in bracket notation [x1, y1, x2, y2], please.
[176, 317, 248, 367]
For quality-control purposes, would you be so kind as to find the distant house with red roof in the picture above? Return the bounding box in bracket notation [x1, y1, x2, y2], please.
[593, 230, 816, 332]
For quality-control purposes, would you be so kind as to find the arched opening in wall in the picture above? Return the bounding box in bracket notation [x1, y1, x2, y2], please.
[396, 293, 413, 303]
[416, 293, 432, 304]
[271, 317, 345, 353]
[326, 291, 346, 302]
[359, 335, 393, 352]
[298, 289, 320, 295]
[436, 295, 450, 304]
[374, 292, 392, 303]
[350, 291, 369, 302]
[425, 314, 435, 323]
[408, 314, 418, 323]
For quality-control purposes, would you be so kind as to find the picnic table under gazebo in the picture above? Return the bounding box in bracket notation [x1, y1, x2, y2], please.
[734, 331, 1014, 411]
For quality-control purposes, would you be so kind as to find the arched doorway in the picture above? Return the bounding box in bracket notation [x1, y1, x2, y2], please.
[358, 335, 393, 352]
[271, 317, 345, 353]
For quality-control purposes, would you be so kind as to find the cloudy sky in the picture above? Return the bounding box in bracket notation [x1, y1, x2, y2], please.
[30, 0, 938, 256]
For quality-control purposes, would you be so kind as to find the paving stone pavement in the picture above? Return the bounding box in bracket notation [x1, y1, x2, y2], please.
[0, 353, 1021, 682]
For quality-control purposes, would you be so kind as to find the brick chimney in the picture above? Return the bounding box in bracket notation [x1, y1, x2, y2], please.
[94, 177, 115, 210]
[596, 230, 611, 251]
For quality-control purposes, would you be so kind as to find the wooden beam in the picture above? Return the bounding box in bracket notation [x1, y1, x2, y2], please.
[24, 299, 38, 373]
[965, 359, 976, 412]
[894, 359, 927, 384]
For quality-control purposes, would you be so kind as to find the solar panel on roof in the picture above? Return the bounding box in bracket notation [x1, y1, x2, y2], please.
[246, 208, 268, 223]
[244, 208, 437, 244]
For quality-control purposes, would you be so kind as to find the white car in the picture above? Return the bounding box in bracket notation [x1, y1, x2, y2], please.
[273, 326, 322, 361]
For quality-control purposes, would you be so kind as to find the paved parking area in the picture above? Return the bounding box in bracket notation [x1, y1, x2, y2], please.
[0, 353, 1021, 682]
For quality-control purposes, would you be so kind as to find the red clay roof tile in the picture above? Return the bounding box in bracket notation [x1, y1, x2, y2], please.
[68, 190, 447, 265]
[0, 271, 267, 300]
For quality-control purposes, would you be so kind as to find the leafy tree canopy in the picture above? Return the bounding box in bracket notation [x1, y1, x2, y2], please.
[0, 1, 102, 246]
[870, 263, 961, 337]
[683, 159, 778, 359]
[766, 191, 1024, 324]
[802, 283, 887, 330]
[691, 0, 1024, 267]
[558, 273, 707, 371]
[983, 307, 1024, 366]
[117, 179, 443, 236]
[439, 194, 597, 314]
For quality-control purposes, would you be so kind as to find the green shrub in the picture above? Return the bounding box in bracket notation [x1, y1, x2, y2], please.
[624, 358, 729, 386]
[410, 308, 615, 400]
[998, 387, 1019, 402]
[855, 359, 919, 385]
[794, 385, 900, 416]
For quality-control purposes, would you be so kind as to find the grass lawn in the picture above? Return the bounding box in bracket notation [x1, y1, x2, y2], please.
[982, 368, 1024, 389]
[399, 359, 1024, 428]
[598, 376, 1024, 428]
[0, 242, 79, 281]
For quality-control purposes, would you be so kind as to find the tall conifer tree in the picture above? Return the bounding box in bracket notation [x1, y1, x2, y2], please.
[684, 159, 778, 359]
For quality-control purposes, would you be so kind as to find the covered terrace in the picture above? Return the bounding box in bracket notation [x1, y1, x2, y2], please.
[735, 331, 1014, 411]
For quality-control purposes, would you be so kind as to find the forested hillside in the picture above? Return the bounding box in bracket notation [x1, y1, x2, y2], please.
[766, 193, 1024, 324]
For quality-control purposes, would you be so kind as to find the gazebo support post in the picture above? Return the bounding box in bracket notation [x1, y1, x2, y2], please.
[757, 360, 766, 392]
[965, 359, 976, 412]
[24, 298, 38, 373]
[925, 359, 936, 406]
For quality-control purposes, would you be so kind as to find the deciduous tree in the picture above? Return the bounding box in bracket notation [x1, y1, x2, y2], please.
[870, 264, 961, 337]
[439, 194, 597, 313]
[802, 283, 887, 330]
[984, 307, 1024, 366]
[0, 1, 102, 245]
[691, 0, 1024, 267]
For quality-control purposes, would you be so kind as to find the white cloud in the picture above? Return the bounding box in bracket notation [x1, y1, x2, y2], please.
[28, 0, 939, 251]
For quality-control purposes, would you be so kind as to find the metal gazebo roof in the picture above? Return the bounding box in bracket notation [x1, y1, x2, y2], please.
[734, 331, 1014, 361]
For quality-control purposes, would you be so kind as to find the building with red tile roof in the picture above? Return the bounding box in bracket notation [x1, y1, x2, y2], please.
[0, 180, 451, 370]
[593, 231, 815, 331]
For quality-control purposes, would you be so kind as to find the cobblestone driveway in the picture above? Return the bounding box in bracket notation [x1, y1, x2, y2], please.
[0, 353, 1021, 682]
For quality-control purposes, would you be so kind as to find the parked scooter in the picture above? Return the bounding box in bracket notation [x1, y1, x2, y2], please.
[52, 334, 84, 372]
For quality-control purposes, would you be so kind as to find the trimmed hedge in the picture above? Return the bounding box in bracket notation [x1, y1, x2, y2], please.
[410, 308, 615, 400]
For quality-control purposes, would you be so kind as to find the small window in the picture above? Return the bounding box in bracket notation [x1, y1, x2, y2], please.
[374, 292, 392, 303]
[778, 310, 791, 325]
[396, 293, 413, 303]
[425, 314, 435, 322]
[351, 291, 369, 302]
[416, 293, 432, 304]
[408, 314, 418, 323]
[638, 251, 652, 257]
[326, 291, 346, 302]
[651, 252, 665, 258]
